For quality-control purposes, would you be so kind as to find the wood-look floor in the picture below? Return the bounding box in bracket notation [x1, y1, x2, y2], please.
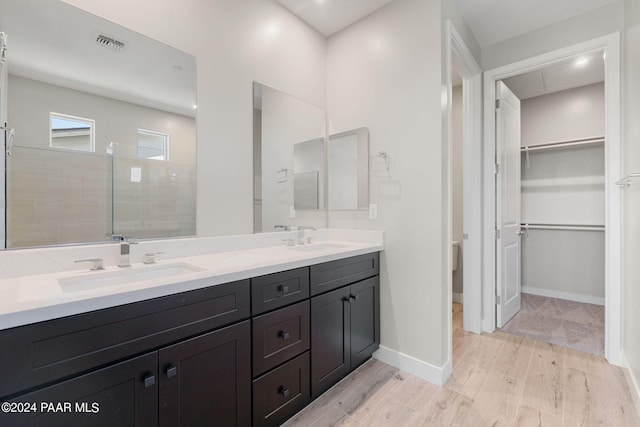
[283, 303, 640, 427]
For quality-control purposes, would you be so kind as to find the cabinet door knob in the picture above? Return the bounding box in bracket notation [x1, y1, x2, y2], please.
[342, 296, 350, 303]
[143, 374, 156, 388]
[350, 294, 358, 301]
[278, 330, 290, 340]
[166, 365, 177, 378]
[279, 386, 290, 398]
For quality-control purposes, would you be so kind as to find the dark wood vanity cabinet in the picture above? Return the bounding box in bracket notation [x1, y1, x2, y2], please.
[159, 321, 251, 427]
[0, 251, 380, 427]
[310, 275, 380, 399]
[4, 352, 159, 427]
[0, 279, 252, 427]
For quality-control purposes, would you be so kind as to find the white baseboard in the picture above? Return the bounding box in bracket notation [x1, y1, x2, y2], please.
[522, 286, 605, 306]
[373, 345, 451, 386]
[452, 292, 463, 304]
[622, 352, 640, 421]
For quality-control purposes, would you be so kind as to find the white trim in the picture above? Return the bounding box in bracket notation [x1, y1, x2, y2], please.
[521, 287, 604, 306]
[373, 346, 452, 387]
[482, 33, 622, 365]
[621, 352, 640, 422]
[446, 21, 483, 338]
[452, 292, 463, 304]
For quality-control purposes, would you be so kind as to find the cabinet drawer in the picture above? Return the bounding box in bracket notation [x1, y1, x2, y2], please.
[0, 279, 250, 398]
[253, 352, 310, 427]
[251, 267, 309, 315]
[310, 252, 379, 296]
[252, 301, 310, 376]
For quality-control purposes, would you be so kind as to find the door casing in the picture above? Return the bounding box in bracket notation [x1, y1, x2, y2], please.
[481, 33, 622, 365]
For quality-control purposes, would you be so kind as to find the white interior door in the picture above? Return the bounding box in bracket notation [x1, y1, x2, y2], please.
[496, 81, 521, 327]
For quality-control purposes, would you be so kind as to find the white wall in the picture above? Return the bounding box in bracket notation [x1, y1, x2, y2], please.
[482, 1, 624, 70]
[520, 83, 605, 303]
[623, 0, 640, 405]
[327, 0, 447, 372]
[61, 0, 327, 237]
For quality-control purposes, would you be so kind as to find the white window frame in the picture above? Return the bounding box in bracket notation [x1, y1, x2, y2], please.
[49, 112, 95, 153]
[137, 128, 170, 161]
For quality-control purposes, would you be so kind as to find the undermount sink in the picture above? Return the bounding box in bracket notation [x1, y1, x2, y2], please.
[58, 263, 205, 293]
[288, 242, 353, 252]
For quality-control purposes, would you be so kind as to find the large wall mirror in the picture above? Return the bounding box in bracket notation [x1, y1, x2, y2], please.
[253, 82, 371, 233]
[253, 82, 327, 232]
[0, 0, 197, 249]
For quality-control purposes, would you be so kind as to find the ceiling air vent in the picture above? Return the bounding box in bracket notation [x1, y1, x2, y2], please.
[95, 34, 125, 52]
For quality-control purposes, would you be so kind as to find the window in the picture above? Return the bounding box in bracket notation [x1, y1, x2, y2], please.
[137, 129, 169, 161]
[50, 113, 95, 152]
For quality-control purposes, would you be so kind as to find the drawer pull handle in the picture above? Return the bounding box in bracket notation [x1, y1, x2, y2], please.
[166, 365, 177, 378]
[278, 330, 290, 340]
[143, 374, 156, 388]
[277, 285, 290, 294]
[279, 386, 290, 398]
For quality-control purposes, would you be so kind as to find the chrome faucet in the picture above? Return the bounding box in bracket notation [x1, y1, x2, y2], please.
[117, 237, 138, 267]
[297, 226, 317, 245]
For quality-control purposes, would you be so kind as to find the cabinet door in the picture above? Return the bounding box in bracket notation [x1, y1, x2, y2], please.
[349, 276, 380, 368]
[310, 286, 351, 399]
[158, 320, 251, 427]
[0, 352, 158, 427]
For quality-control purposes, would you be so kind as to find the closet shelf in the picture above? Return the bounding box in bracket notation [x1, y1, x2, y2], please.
[521, 176, 605, 188]
[521, 223, 605, 232]
[521, 136, 604, 153]
[615, 173, 640, 187]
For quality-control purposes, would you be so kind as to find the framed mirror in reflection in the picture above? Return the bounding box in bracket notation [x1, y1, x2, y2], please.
[0, 0, 197, 249]
[253, 82, 327, 233]
[328, 127, 369, 210]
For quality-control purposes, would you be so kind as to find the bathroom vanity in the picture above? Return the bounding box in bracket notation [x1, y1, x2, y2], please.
[0, 240, 380, 427]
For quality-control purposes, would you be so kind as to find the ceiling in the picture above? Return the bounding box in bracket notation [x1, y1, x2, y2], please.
[1, 0, 196, 117]
[455, 0, 619, 48]
[275, 0, 395, 36]
[502, 50, 604, 100]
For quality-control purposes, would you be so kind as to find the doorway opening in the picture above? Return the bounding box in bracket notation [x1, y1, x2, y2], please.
[482, 34, 621, 364]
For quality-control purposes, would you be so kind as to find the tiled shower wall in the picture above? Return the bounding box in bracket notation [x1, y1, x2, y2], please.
[6, 75, 196, 248]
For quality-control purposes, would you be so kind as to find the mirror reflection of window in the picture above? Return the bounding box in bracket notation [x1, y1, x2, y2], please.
[49, 112, 95, 152]
[137, 129, 169, 161]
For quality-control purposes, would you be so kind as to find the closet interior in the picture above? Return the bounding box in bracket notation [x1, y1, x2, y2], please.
[500, 52, 606, 355]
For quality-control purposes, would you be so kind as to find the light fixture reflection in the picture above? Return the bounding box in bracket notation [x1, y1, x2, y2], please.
[574, 56, 590, 68]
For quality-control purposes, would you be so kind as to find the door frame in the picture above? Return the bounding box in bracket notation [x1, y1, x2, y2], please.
[481, 33, 622, 365]
[444, 19, 483, 370]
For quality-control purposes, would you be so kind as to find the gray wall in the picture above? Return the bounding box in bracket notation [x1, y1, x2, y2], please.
[520, 83, 605, 302]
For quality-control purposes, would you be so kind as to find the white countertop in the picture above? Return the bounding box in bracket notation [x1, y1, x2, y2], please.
[0, 238, 382, 330]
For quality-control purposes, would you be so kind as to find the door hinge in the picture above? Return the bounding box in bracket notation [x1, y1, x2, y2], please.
[494, 164, 500, 175]
[495, 99, 500, 109]
[495, 229, 501, 239]
[496, 295, 501, 305]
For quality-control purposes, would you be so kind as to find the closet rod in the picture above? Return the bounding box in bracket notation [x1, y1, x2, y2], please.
[521, 136, 604, 152]
[521, 223, 605, 232]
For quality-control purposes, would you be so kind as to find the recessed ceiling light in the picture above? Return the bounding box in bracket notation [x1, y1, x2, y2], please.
[192, 104, 198, 109]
